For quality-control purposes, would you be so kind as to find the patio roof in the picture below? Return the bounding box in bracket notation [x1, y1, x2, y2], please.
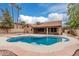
[30, 21, 62, 28]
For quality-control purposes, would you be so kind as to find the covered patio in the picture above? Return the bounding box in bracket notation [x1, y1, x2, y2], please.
[33, 27, 60, 35]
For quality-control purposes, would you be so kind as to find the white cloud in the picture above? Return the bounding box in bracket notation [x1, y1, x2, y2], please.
[19, 15, 48, 24]
[48, 13, 63, 21]
[19, 13, 67, 24]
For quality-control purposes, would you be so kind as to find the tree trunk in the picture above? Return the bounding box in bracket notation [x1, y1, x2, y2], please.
[12, 7, 14, 22]
[17, 10, 19, 28]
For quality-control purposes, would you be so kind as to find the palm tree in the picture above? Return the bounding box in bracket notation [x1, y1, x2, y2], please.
[15, 5, 21, 28]
[10, 3, 21, 28]
[20, 21, 26, 33]
[9, 3, 16, 22]
[0, 9, 14, 33]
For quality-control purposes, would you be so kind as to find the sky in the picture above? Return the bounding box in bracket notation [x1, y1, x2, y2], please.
[0, 3, 68, 24]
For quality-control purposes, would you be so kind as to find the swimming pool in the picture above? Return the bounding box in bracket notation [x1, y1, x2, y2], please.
[7, 36, 69, 45]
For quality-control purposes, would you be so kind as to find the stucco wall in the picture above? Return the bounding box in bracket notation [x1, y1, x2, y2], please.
[58, 27, 62, 35]
[24, 25, 33, 34]
[76, 29, 79, 36]
[0, 24, 24, 33]
[10, 24, 24, 33]
[10, 29, 24, 33]
[0, 29, 7, 33]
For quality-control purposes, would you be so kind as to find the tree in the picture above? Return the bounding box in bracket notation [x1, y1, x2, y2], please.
[67, 3, 79, 29]
[10, 3, 21, 28]
[15, 5, 21, 24]
[0, 9, 14, 33]
[9, 3, 16, 22]
[20, 21, 26, 33]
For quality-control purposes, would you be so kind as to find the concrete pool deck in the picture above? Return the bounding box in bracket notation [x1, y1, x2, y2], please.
[0, 34, 79, 56]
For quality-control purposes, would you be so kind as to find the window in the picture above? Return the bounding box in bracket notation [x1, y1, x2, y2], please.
[51, 28, 57, 32]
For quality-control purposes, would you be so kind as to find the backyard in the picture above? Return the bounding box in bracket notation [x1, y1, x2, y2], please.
[0, 3, 79, 56]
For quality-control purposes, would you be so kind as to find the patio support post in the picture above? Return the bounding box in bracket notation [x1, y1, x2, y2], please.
[46, 27, 48, 34]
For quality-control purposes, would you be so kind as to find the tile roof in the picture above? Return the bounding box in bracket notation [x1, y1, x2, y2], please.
[30, 21, 62, 28]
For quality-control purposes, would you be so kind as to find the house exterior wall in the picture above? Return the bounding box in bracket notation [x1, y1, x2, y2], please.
[57, 27, 62, 35]
[24, 25, 33, 34]
[47, 27, 62, 35]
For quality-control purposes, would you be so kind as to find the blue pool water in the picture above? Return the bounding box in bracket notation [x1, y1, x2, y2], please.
[7, 36, 69, 45]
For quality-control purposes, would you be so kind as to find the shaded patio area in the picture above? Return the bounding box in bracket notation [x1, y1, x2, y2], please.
[33, 27, 60, 35]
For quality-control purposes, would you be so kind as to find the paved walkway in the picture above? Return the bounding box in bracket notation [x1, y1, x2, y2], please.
[0, 44, 78, 56]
